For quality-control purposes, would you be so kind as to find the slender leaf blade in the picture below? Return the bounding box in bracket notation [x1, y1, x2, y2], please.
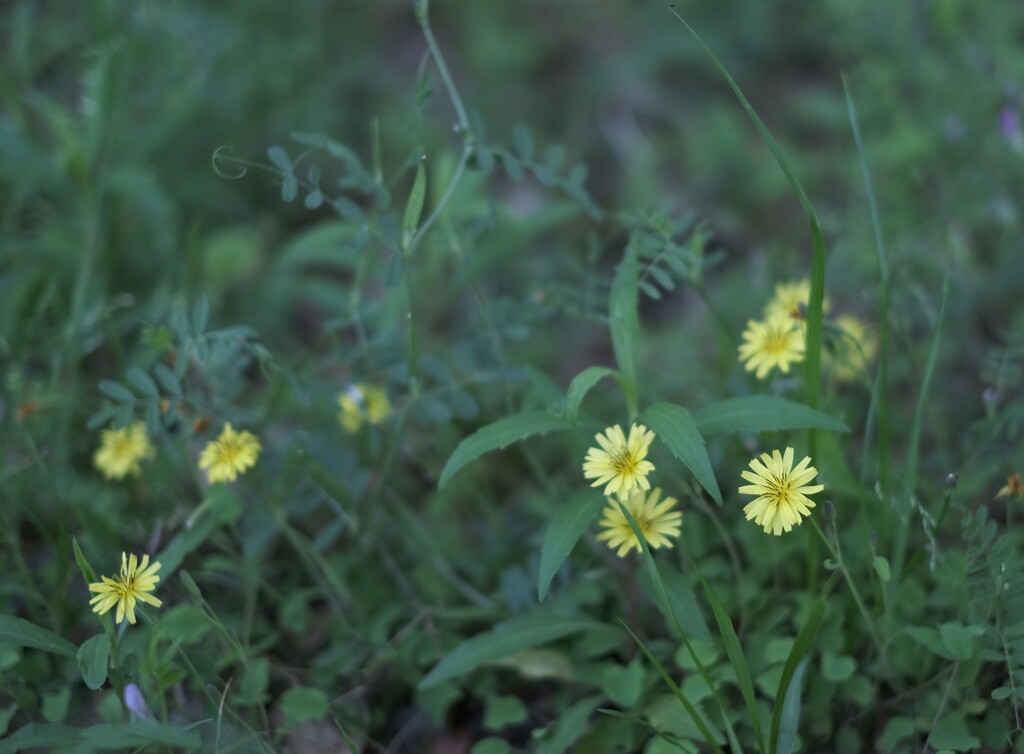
[538, 492, 606, 600]
[419, 615, 603, 688]
[0, 616, 76, 659]
[565, 366, 624, 422]
[693, 396, 849, 436]
[769, 601, 825, 754]
[640, 402, 721, 505]
[438, 411, 570, 489]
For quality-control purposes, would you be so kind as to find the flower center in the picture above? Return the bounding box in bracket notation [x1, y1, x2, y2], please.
[611, 450, 637, 476]
[765, 326, 793, 355]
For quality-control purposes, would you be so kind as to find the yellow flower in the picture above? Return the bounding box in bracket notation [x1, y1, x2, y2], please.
[88, 552, 163, 625]
[583, 423, 656, 497]
[93, 422, 155, 480]
[764, 278, 830, 321]
[996, 474, 1024, 500]
[198, 423, 261, 483]
[596, 487, 682, 557]
[738, 447, 824, 535]
[738, 313, 805, 379]
[829, 315, 877, 383]
[337, 383, 391, 433]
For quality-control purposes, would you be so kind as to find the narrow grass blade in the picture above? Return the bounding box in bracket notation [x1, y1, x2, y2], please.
[538, 491, 606, 600]
[843, 75, 891, 499]
[892, 276, 949, 585]
[775, 658, 810, 754]
[694, 564, 765, 754]
[769, 601, 825, 754]
[620, 620, 725, 754]
[668, 8, 825, 414]
[610, 242, 640, 405]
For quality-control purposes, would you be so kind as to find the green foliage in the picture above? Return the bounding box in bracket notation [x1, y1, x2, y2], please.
[3, 0, 1024, 750]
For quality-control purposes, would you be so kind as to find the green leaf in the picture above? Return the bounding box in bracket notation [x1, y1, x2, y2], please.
[535, 695, 601, 754]
[640, 402, 721, 505]
[438, 410, 570, 489]
[621, 622, 725, 754]
[157, 486, 243, 576]
[281, 687, 329, 723]
[0, 615, 76, 658]
[696, 568, 763, 753]
[237, 658, 270, 705]
[470, 738, 510, 754]
[79, 722, 202, 749]
[419, 615, 603, 688]
[0, 705, 16, 737]
[98, 379, 134, 403]
[0, 723, 81, 753]
[565, 366, 626, 422]
[821, 651, 855, 682]
[879, 717, 915, 751]
[693, 396, 849, 436]
[512, 124, 534, 160]
[483, 695, 528, 729]
[637, 560, 712, 643]
[600, 659, 646, 707]
[41, 689, 70, 723]
[872, 556, 891, 583]
[939, 623, 985, 661]
[538, 492, 605, 601]
[127, 367, 159, 398]
[928, 714, 981, 751]
[775, 658, 809, 754]
[77, 634, 111, 690]
[609, 245, 640, 389]
[403, 160, 427, 243]
[72, 537, 99, 584]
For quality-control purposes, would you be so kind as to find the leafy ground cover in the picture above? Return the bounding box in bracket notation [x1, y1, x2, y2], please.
[3, 1, 1024, 752]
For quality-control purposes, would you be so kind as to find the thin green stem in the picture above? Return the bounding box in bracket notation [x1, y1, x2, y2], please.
[811, 518, 884, 660]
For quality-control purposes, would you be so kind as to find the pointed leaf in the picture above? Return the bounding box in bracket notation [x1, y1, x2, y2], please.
[438, 411, 570, 489]
[638, 560, 712, 643]
[565, 366, 625, 422]
[693, 396, 849, 436]
[609, 247, 640, 387]
[769, 601, 825, 754]
[77, 634, 111, 690]
[419, 615, 603, 688]
[0, 616, 76, 658]
[403, 160, 427, 242]
[536, 695, 601, 754]
[695, 567, 764, 752]
[640, 402, 721, 505]
[538, 492, 605, 600]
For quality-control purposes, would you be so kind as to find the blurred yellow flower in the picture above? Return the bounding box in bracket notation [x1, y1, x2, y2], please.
[765, 278, 829, 321]
[199, 423, 261, 483]
[337, 383, 391, 433]
[88, 552, 162, 625]
[739, 447, 824, 535]
[829, 315, 877, 383]
[94, 422, 155, 480]
[738, 313, 805, 379]
[596, 487, 682, 557]
[996, 474, 1024, 500]
[583, 423, 656, 497]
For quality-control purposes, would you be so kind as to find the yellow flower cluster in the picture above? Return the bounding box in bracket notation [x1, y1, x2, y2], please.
[337, 383, 391, 433]
[199, 423, 262, 483]
[93, 422, 155, 480]
[88, 552, 162, 625]
[582, 423, 681, 557]
[738, 278, 875, 383]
